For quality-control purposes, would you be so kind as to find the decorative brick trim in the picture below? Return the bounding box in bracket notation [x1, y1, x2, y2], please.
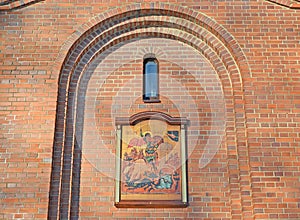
[266, 0, 300, 9]
[49, 3, 253, 219]
[0, 0, 44, 11]
[53, 4, 249, 80]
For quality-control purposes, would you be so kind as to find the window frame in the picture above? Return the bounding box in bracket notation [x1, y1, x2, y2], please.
[143, 57, 160, 103]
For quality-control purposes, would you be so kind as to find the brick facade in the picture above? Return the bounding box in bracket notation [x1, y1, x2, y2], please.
[0, 1, 299, 219]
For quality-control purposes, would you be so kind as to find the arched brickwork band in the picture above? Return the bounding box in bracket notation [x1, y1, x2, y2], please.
[48, 3, 252, 219]
[0, 0, 44, 11]
[266, 0, 300, 9]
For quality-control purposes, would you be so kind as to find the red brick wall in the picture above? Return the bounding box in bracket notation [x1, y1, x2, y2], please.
[0, 1, 299, 219]
[80, 39, 228, 218]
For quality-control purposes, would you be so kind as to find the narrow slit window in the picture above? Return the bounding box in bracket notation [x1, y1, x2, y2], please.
[143, 57, 160, 102]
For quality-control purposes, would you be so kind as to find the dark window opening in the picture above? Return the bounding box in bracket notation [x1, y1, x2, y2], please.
[143, 57, 160, 103]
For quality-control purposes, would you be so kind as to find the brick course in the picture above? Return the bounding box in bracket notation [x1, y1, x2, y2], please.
[0, 1, 299, 219]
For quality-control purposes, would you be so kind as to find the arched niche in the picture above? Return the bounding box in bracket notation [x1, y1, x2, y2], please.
[48, 3, 253, 219]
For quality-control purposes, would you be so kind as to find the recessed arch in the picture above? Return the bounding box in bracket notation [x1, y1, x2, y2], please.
[48, 3, 252, 219]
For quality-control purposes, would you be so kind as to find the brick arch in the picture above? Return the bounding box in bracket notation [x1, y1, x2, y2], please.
[266, 0, 300, 9]
[0, 0, 44, 11]
[53, 3, 249, 82]
[49, 4, 252, 219]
